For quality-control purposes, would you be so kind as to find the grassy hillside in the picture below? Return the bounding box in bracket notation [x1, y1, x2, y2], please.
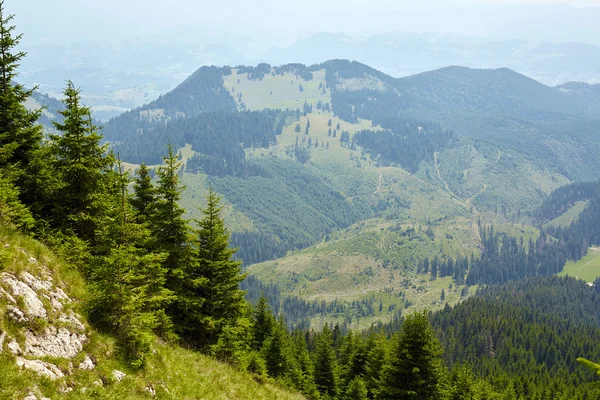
[0, 225, 303, 400]
[559, 247, 600, 283]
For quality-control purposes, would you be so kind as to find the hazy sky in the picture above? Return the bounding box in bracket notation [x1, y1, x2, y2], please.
[11, 0, 600, 46]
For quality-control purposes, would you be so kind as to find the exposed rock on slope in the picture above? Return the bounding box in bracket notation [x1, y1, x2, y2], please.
[0, 249, 89, 380]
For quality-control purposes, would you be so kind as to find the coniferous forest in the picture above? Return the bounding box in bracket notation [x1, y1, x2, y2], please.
[4, 2, 600, 399]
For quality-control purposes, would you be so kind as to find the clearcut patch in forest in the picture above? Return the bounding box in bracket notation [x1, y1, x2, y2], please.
[559, 247, 600, 283]
[546, 201, 588, 228]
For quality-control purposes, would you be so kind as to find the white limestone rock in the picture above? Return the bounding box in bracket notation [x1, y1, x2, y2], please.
[16, 357, 64, 380]
[58, 312, 85, 332]
[112, 370, 127, 382]
[0, 331, 5, 351]
[20, 272, 52, 292]
[78, 355, 95, 370]
[0, 285, 16, 303]
[1, 273, 47, 318]
[7, 305, 29, 323]
[25, 327, 86, 359]
[8, 338, 22, 355]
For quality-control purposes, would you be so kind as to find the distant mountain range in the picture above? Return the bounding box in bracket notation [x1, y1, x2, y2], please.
[18, 32, 600, 121]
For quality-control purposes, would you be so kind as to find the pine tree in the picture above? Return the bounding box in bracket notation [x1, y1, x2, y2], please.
[314, 324, 339, 398]
[379, 311, 444, 399]
[131, 163, 156, 222]
[252, 294, 276, 350]
[365, 332, 388, 397]
[345, 377, 368, 400]
[0, 2, 45, 213]
[90, 158, 172, 368]
[291, 330, 319, 399]
[262, 317, 298, 384]
[50, 81, 114, 243]
[0, 172, 34, 231]
[182, 188, 246, 348]
[151, 145, 193, 338]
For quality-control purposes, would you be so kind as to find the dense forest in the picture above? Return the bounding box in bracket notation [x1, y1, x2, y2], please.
[112, 109, 287, 171]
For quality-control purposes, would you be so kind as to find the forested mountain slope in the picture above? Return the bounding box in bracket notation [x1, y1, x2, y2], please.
[83, 61, 600, 326]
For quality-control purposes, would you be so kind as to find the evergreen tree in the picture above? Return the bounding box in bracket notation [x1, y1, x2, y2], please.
[50, 81, 115, 243]
[314, 324, 339, 398]
[379, 311, 444, 399]
[345, 378, 368, 400]
[291, 330, 319, 399]
[251, 294, 276, 350]
[262, 317, 299, 386]
[0, 172, 34, 231]
[131, 163, 156, 222]
[0, 2, 45, 214]
[183, 188, 247, 348]
[89, 159, 172, 368]
[365, 333, 388, 397]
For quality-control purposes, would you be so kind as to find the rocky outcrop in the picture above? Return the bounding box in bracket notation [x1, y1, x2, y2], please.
[24, 327, 86, 359]
[112, 370, 127, 382]
[0, 264, 88, 381]
[16, 357, 64, 380]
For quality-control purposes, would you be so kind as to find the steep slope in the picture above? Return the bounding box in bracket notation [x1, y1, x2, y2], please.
[0, 225, 303, 400]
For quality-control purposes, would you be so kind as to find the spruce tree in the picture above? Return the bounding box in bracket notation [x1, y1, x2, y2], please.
[252, 294, 276, 350]
[90, 159, 172, 368]
[0, 2, 45, 212]
[379, 311, 444, 400]
[50, 82, 114, 243]
[345, 378, 368, 400]
[314, 324, 339, 398]
[261, 317, 298, 384]
[131, 163, 156, 222]
[151, 144, 193, 337]
[0, 172, 34, 231]
[180, 187, 246, 348]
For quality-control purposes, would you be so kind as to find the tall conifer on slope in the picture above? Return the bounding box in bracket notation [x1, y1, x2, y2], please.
[90, 158, 172, 368]
[131, 163, 156, 223]
[0, 1, 46, 213]
[50, 81, 114, 243]
[151, 144, 192, 338]
[314, 323, 339, 398]
[379, 311, 444, 400]
[181, 187, 246, 348]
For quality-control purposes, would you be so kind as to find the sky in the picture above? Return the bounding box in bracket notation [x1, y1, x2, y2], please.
[11, 0, 600, 46]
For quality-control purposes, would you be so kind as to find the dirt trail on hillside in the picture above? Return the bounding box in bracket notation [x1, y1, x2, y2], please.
[434, 152, 450, 192]
[373, 171, 383, 194]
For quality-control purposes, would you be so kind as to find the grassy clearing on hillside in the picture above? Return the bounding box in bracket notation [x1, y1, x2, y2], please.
[560, 248, 600, 283]
[307, 275, 473, 331]
[547, 201, 587, 228]
[121, 144, 197, 173]
[430, 142, 569, 212]
[224, 69, 330, 111]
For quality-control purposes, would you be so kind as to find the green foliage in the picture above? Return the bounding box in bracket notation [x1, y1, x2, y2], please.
[49, 81, 115, 243]
[252, 293, 276, 350]
[313, 324, 340, 398]
[0, 2, 44, 209]
[178, 187, 247, 348]
[89, 160, 172, 368]
[211, 316, 254, 368]
[379, 311, 443, 400]
[344, 377, 368, 400]
[130, 163, 156, 223]
[0, 173, 34, 231]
